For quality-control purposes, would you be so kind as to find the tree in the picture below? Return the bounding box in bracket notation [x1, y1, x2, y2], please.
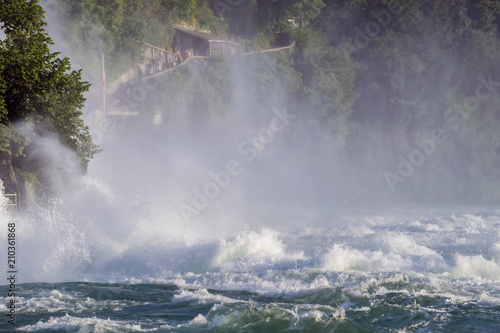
[0, 0, 98, 177]
[162, 0, 196, 19]
[55, 0, 147, 80]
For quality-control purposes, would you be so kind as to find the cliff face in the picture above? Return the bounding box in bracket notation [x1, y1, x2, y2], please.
[0, 152, 39, 210]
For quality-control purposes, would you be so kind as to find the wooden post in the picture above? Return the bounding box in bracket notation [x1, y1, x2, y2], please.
[102, 53, 106, 118]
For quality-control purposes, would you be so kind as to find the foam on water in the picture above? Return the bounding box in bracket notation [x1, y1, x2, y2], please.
[5, 198, 500, 290]
[210, 228, 305, 272]
[172, 288, 237, 305]
[20, 314, 160, 332]
[0, 288, 142, 316]
[451, 254, 500, 281]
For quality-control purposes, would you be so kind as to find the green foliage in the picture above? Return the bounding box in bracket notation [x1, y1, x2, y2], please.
[288, 25, 358, 144]
[214, 0, 324, 42]
[144, 57, 232, 126]
[194, 1, 226, 34]
[55, 0, 226, 80]
[162, 0, 196, 19]
[316, 0, 500, 201]
[241, 52, 303, 116]
[0, 0, 99, 172]
[56, 0, 147, 81]
[143, 53, 302, 133]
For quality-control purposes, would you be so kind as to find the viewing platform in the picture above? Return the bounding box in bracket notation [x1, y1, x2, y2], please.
[106, 27, 295, 118]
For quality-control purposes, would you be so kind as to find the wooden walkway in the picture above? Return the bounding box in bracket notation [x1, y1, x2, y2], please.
[243, 41, 295, 56]
[108, 39, 295, 109]
[144, 39, 296, 79]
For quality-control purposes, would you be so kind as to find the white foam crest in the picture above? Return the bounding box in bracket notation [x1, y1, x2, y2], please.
[477, 292, 500, 305]
[321, 232, 445, 273]
[454, 214, 487, 233]
[21, 294, 76, 314]
[188, 313, 208, 326]
[208, 310, 247, 328]
[289, 308, 338, 329]
[163, 269, 333, 297]
[211, 229, 284, 264]
[20, 314, 162, 332]
[209, 228, 305, 271]
[200, 302, 347, 330]
[288, 303, 347, 325]
[322, 244, 409, 272]
[451, 254, 500, 281]
[172, 288, 237, 304]
[382, 233, 439, 256]
[17, 289, 139, 314]
[351, 273, 409, 297]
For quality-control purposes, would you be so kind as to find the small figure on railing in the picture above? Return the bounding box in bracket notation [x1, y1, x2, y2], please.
[174, 47, 181, 64]
[148, 59, 155, 75]
[156, 58, 163, 72]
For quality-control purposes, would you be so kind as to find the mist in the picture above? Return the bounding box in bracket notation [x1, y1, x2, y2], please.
[42, 0, 500, 211]
[8, 0, 497, 284]
[41, 2, 498, 212]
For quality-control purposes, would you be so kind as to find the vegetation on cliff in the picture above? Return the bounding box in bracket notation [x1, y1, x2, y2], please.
[0, 0, 99, 194]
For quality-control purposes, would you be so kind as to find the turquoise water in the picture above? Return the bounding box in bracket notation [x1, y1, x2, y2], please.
[1, 208, 500, 332]
[2, 275, 500, 332]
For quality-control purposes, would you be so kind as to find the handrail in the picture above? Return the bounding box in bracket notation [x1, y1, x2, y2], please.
[2, 192, 17, 209]
[116, 40, 295, 88]
[243, 41, 295, 55]
[145, 41, 295, 80]
[147, 56, 209, 79]
[137, 40, 175, 57]
[138, 38, 295, 60]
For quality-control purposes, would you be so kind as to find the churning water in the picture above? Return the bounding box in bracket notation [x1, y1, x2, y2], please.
[1, 200, 500, 332]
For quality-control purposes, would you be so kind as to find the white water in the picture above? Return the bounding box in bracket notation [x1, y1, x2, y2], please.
[2, 193, 500, 292]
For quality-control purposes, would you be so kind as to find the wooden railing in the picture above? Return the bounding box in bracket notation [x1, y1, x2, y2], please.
[145, 41, 296, 80]
[148, 55, 209, 79]
[140, 41, 175, 62]
[3, 192, 17, 210]
[243, 41, 296, 56]
[109, 40, 295, 94]
[2, 183, 18, 210]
